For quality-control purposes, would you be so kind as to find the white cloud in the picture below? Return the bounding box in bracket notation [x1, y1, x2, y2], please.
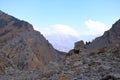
[35, 20, 110, 51]
[40, 24, 79, 37]
[84, 20, 110, 36]
[36, 24, 80, 51]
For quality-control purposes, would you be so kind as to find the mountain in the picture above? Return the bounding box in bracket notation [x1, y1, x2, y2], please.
[35, 19, 120, 80]
[87, 19, 120, 51]
[0, 10, 120, 80]
[0, 10, 59, 73]
[60, 19, 120, 80]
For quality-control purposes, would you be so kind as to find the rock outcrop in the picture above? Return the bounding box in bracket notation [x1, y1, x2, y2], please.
[74, 40, 85, 50]
[0, 10, 58, 73]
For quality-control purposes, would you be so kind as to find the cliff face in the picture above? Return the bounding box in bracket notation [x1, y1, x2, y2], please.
[87, 19, 120, 50]
[0, 10, 58, 72]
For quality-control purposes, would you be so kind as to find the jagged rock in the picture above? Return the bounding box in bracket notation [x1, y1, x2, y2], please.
[74, 40, 85, 54]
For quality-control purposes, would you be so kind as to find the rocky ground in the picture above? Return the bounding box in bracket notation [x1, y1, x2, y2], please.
[0, 40, 120, 80]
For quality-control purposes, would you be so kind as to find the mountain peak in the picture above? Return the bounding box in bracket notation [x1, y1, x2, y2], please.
[0, 10, 59, 72]
[0, 10, 34, 31]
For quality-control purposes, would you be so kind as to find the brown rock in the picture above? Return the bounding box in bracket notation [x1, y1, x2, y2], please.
[0, 11, 58, 72]
[74, 40, 85, 54]
[74, 40, 85, 50]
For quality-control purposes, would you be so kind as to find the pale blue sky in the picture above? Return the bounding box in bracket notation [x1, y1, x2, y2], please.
[0, 0, 120, 51]
[1, 0, 120, 28]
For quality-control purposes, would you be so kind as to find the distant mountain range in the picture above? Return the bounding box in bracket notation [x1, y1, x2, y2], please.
[45, 34, 79, 52]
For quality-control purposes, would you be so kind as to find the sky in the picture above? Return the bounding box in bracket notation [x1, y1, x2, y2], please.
[0, 0, 120, 51]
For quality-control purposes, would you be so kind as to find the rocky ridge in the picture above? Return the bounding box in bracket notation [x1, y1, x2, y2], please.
[0, 10, 120, 80]
[0, 10, 59, 74]
[87, 19, 120, 51]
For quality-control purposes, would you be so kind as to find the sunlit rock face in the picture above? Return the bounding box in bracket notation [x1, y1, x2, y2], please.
[0, 10, 58, 72]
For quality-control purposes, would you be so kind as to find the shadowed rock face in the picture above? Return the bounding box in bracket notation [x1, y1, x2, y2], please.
[0, 11, 58, 72]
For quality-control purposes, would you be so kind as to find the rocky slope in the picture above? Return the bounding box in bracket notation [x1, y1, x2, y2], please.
[60, 19, 120, 80]
[0, 10, 120, 80]
[0, 10, 58, 73]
